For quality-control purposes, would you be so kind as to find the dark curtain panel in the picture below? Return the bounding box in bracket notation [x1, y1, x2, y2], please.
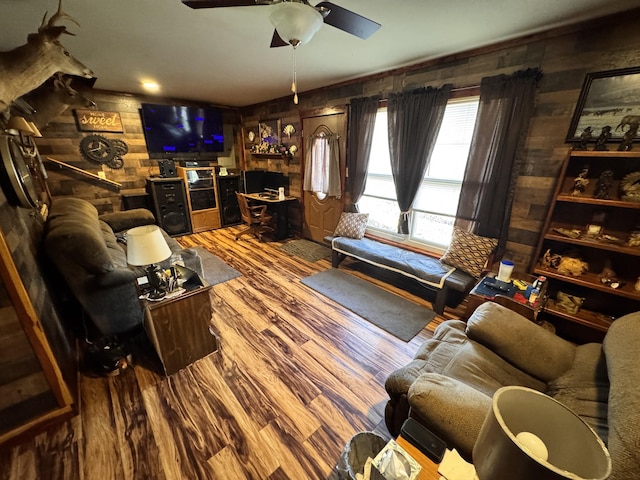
[387, 85, 452, 233]
[346, 95, 380, 212]
[455, 68, 542, 256]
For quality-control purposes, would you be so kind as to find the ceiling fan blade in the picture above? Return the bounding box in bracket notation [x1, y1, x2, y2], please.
[270, 30, 289, 48]
[315, 2, 380, 39]
[182, 0, 265, 9]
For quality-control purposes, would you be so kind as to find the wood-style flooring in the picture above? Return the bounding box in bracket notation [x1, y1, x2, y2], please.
[0, 227, 463, 479]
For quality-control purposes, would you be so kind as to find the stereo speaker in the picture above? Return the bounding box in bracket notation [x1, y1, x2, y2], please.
[146, 178, 192, 236]
[217, 175, 241, 226]
[158, 159, 177, 178]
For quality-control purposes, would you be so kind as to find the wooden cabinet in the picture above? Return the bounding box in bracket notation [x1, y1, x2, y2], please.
[144, 284, 217, 376]
[532, 149, 640, 341]
[177, 166, 221, 233]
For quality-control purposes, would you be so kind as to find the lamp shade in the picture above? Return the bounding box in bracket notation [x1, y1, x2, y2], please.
[269, 2, 323, 46]
[473, 386, 611, 480]
[5, 116, 38, 136]
[126, 225, 172, 266]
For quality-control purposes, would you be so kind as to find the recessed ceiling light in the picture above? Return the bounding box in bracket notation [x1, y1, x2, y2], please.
[142, 81, 160, 92]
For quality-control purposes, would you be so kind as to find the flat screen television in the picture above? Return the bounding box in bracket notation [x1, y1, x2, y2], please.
[140, 103, 224, 157]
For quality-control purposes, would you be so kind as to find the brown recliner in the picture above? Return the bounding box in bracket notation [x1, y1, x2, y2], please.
[235, 192, 274, 241]
[384, 302, 640, 479]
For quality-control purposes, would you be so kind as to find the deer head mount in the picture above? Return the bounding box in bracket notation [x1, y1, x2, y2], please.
[0, 0, 94, 113]
[12, 73, 97, 129]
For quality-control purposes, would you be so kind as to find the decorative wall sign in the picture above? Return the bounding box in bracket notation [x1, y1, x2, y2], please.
[74, 109, 124, 133]
[566, 66, 640, 143]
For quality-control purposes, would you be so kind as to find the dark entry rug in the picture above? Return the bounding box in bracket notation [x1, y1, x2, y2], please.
[301, 269, 435, 342]
[192, 246, 242, 285]
[279, 238, 331, 262]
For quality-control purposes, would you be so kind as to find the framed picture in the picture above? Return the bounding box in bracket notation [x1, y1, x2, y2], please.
[566, 66, 640, 143]
[259, 119, 280, 145]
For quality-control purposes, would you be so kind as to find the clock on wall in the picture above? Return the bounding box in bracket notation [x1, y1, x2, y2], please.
[0, 134, 40, 209]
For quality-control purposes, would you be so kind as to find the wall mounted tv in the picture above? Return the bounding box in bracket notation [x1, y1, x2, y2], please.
[140, 103, 224, 158]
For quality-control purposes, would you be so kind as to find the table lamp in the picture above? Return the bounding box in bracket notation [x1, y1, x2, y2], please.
[473, 386, 611, 480]
[126, 225, 172, 300]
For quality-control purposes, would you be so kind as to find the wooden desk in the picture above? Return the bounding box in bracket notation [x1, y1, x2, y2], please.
[242, 192, 296, 240]
[143, 284, 217, 376]
[396, 436, 440, 480]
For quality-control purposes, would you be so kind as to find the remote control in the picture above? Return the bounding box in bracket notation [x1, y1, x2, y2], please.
[400, 418, 447, 463]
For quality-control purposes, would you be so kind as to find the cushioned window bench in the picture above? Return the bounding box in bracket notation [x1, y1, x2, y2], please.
[325, 236, 477, 314]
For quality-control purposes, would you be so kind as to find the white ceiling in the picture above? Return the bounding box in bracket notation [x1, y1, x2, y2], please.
[2, 0, 640, 107]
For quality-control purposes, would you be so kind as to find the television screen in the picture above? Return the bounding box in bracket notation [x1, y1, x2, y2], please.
[140, 103, 224, 155]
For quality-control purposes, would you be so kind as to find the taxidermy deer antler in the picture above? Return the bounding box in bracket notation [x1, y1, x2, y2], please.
[0, 0, 94, 113]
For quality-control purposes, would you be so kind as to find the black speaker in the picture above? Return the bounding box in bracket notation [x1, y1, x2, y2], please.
[217, 175, 241, 226]
[158, 159, 177, 178]
[146, 178, 192, 236]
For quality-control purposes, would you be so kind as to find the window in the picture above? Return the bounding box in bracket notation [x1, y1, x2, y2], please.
[359, 96, 479, 251]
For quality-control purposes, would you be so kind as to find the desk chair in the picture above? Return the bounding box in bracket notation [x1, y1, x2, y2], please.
[235, 193, 273, 241]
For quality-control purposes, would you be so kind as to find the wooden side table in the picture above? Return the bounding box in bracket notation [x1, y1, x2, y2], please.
[142, 276, 217, 375]
[465, 274, 547, 322]
[396, 436, 440, 480]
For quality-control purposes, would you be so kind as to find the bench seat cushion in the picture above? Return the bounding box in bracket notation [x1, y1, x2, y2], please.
[331, 237, 455, 288]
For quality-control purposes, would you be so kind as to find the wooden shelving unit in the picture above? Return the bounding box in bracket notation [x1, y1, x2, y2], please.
[532, 149, 640, 340]
[177, 166, 221, 233]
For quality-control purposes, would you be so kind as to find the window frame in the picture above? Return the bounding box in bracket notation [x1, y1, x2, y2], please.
[359, 91, 480, 254]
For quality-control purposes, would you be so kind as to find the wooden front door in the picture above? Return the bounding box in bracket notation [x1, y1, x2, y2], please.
[301, 110, 347, 243]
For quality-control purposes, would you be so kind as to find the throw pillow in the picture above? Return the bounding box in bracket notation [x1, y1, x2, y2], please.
[440, 227, 497, 278]
[334, 212, 369, 239]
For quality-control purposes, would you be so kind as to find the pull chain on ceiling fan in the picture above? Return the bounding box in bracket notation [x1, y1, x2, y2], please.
[182, 0, 381, 103]
[269, 2, 323, 104]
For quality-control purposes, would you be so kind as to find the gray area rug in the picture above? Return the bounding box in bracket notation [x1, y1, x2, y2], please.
[301, 269, 435, 342]
[279, 239, 331, 262]
[192, 246, 242, 286]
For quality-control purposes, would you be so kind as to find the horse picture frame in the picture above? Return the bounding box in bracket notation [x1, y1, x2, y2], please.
[566, 66, 640, 144]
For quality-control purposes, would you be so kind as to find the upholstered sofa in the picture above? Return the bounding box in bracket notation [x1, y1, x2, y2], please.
[44, 197, 202, 338]
[385, 302, 640, 479]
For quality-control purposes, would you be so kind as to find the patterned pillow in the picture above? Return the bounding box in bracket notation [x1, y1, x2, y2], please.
[440, 227, 498, 278]
[334, 212, 369, 239]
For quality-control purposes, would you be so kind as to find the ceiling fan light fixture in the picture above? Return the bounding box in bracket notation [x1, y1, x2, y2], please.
[269, 2, 323, 46]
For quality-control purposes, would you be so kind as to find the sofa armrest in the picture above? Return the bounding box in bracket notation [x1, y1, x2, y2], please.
[603, 312, 640, 480]
[99, 208, 156, 233]
[466, 302, 575, 382]
[408, 373, 491, 460]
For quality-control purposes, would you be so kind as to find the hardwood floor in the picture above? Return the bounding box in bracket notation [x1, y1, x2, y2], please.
[0, 227, 463, 480]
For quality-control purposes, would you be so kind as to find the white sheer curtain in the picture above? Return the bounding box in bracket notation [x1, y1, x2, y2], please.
[304, 133, 341, 198]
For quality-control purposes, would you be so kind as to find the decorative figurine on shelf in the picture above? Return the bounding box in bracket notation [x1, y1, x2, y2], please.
[599, 260, 616, 285]
[575, 126, 592, 150]
[627, 225, 640, 247]
[616, 116, 639, 151]
[620, 171, 640, 203]
[571, 165, 590, 196]
[594, 126, 612, 151]
[618, 124, 638, 151]
[594, 170, 614, 199]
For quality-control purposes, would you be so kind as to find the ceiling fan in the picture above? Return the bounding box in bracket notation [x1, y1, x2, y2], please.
[181, 0, 381, 48]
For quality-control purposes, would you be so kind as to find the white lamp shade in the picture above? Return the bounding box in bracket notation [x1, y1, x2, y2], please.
[269, 2, 323, 46]
[126, 225, 172, 266]
[473, 386, 611, 480]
